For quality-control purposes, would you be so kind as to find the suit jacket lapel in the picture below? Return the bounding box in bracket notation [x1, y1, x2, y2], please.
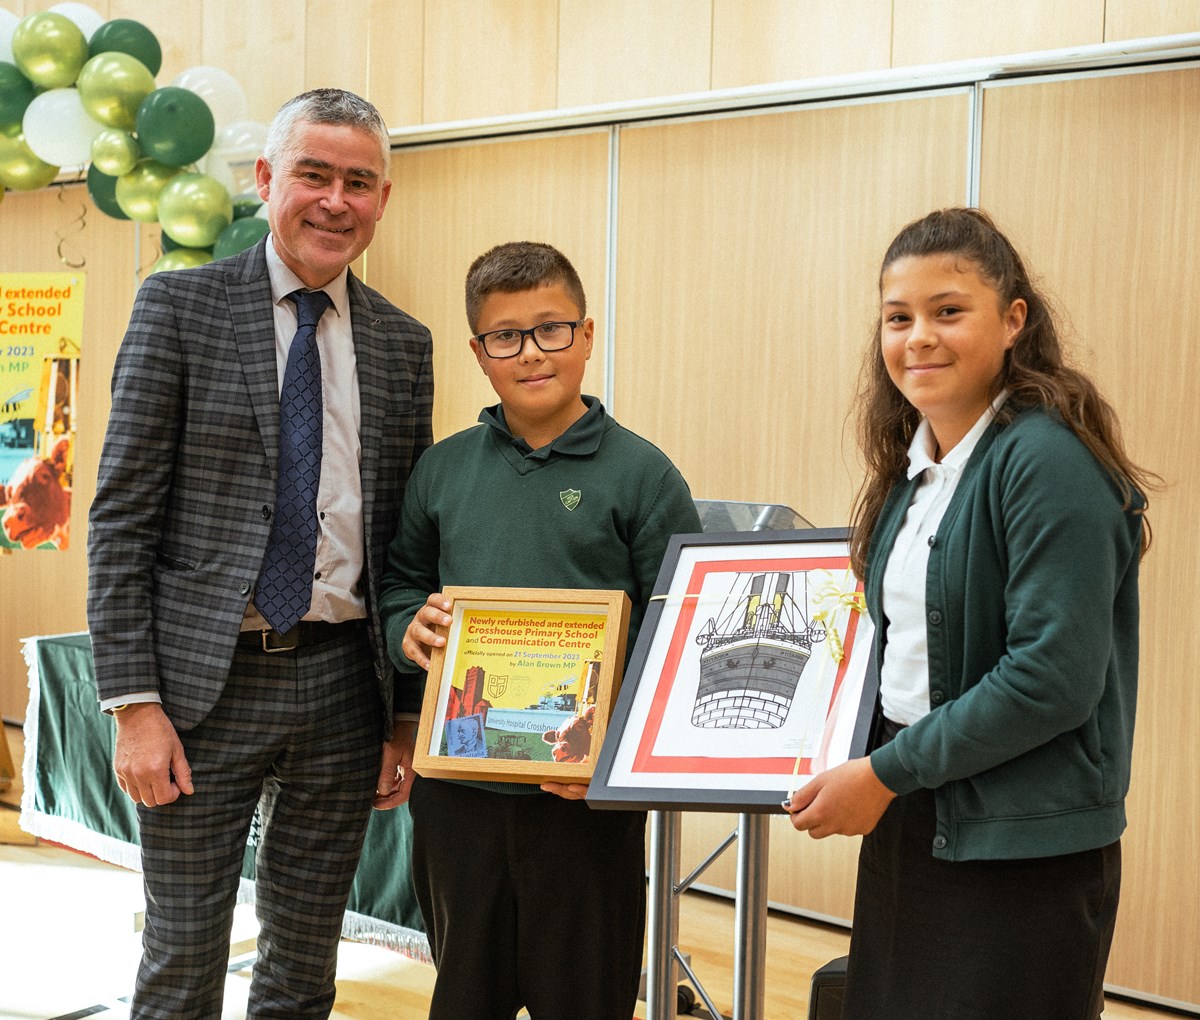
[349, 273, 388, 513]
[228, 241, 280, 465]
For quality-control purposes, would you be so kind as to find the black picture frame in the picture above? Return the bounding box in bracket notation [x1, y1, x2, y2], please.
[587, 528, 878, 812]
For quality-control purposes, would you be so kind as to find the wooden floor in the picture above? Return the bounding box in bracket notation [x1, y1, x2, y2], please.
[0, 723, 1187, 1019]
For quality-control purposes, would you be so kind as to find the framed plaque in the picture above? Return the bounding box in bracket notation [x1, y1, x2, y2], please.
[587, 528, 878, 812]
[413, 586, 632, 784]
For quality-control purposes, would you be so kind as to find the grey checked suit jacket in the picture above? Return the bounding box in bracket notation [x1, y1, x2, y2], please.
[87, 238, 433, 736]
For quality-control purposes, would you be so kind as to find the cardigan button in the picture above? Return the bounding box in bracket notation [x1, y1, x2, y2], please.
[262, 505, 272, 519]
[933, 834, 948, 850]
[928, 610, 943, 625]
[927, 534, 936, 546]
[239, 581, 251, 596]
[930, 689, 945, 705]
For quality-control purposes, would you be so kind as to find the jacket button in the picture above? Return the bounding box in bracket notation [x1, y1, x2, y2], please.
[928, 610, 942, 625]
[927, 534, 936, 546]
[930, 689, 945, 705]
[239, 582, 251, 596]
[262, 505, 271, 519]
[933, 835, 948, 850]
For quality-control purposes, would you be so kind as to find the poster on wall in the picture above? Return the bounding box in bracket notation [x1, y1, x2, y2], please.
[0, 272, 85, 551]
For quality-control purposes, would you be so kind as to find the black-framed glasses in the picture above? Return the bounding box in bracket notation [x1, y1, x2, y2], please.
[474, 320, 581, 359]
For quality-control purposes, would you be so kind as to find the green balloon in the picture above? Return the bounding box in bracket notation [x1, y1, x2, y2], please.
[213, 216, 269, 259]
[115, 158, 183, 222]
[77, 51, 155, 130]
[149, 247, 213, 275]
[232, 196, 263, 219]
[0, 121, 59, 191]
[157, 172, 233, 249]
[89, 19, 163, 78]
[136, 87, 215, 168]
[10, 12, 89, 89]
[0, 62, 37, 125]
[160, 230, 212, 254]
[90, 127, 139, 176]
[86, 161, 130, 220]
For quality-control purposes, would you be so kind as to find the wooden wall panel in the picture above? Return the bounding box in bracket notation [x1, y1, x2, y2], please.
[683, 813, 862, 923]
[200, 0, 306, 125]
[0, 188, 139, 722]
[304, 0, 370, 101]
[365, 0, 424, 132]
[422, 1, 558, 123]
[711, 0, 892, 89]
[979, 67, 1200, 1008]
[1106, 0, 1200, 41]
[370, 130, 610, 440]
[613, 94, 970, 528]
[558, 0, 712, 107]
[613, 92, 967, 930]
[108, 0, 204, 88]
[893, 0, 1103, 66]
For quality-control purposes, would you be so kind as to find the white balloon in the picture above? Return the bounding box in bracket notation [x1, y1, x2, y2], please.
[22, 88, 103, 167]
[214, 119, 268, 155]
[171, 65, 248, 131]
[0, 8, 20, 64]
[204, 119, 267, 194]
[48, 2, 105, 41]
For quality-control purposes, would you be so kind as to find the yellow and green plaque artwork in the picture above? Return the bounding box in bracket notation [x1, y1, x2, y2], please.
[415, 587, 631, 785]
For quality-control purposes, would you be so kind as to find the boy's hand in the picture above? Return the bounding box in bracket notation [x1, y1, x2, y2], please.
[541, 781, 589, 801]
[402, 593, 453, 670]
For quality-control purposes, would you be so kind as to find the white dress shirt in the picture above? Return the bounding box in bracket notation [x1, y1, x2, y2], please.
[242, 238, 368, 628]
[878, 396, 1006, 725]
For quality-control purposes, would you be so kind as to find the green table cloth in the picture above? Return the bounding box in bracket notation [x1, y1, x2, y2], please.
[19, 633, 429, 960]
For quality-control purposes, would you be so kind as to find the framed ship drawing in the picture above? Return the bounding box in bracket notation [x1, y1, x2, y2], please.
[587, 528, 878, 812]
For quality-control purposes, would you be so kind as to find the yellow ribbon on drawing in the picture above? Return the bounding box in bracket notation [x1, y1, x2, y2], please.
[810, 570, 866, 663]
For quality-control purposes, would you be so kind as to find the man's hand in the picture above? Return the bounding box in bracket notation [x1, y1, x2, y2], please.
[402, 593, 452, 670]
[374, 720, 417, 809]
[113, 702, 193, 808]
[782, 757, 896, 838]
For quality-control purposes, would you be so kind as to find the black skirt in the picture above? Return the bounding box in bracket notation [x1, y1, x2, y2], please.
[843, 782, 1122, 1020]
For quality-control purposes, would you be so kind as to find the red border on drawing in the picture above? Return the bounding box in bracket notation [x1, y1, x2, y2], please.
[630, 556, 863, 776]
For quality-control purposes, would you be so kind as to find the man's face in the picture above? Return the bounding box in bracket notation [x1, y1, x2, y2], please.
[255, 121, 391, 289]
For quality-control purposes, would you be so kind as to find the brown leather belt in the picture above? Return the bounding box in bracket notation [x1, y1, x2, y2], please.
[237, 619, 364, 654]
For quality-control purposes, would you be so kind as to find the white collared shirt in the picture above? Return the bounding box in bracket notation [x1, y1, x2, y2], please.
[878, 395, 1006, 725]
[242, 237, 367, 627]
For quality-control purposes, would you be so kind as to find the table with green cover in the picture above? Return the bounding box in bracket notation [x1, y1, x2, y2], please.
[18, 633, 429, 960]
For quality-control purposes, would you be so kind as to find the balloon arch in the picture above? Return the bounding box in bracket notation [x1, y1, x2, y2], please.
[0, 4, 270, 272]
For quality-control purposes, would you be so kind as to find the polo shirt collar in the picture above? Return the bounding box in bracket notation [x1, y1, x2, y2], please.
[479, 394, 606, 460]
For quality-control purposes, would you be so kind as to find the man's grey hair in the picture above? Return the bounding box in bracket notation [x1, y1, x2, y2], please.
[262, 88, 390, 175]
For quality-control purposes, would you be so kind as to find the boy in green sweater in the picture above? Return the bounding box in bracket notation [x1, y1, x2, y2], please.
[378, 242, 701, 1020]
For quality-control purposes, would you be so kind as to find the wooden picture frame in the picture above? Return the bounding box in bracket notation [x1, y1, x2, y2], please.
[413, 586, 632, 784]
[587, 528, 878, 812]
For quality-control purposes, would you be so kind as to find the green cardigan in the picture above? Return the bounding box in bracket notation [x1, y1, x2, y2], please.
[867, 406, 1143, 861]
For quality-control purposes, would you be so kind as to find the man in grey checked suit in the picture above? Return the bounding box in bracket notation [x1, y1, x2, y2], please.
[86, 89, 432, 1018]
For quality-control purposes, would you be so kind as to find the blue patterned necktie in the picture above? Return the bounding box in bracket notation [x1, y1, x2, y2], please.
[254, 288, 333, 633]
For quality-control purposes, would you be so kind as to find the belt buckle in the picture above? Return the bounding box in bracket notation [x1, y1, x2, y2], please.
[261, 628, 301, 654]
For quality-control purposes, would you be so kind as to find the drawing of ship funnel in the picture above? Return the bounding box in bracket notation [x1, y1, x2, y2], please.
[692, 570, 826, 729]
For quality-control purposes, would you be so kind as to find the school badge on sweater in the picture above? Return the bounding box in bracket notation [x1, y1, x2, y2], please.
[559, 488, 581, 511]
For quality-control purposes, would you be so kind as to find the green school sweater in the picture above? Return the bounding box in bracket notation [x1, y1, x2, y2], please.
[379, 396, 702, 783]
[867, 406, 1143, 861]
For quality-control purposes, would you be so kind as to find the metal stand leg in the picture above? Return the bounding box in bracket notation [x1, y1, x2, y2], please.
[733, 813, 769, 1019]
[645, 809, 681, 1020]
[644, 810, 771, 1019]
